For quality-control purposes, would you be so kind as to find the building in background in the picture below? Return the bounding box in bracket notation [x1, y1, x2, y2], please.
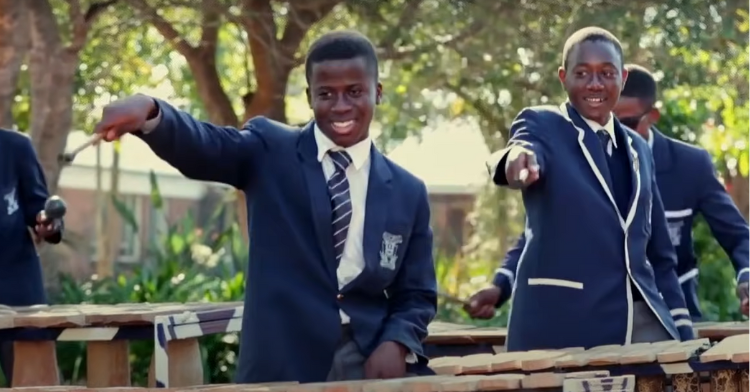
[57, 123, 489, 278]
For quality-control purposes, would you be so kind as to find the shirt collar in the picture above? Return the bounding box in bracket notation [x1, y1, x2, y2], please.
[314, 123, 371, 170]
[582, 114, 617, 149]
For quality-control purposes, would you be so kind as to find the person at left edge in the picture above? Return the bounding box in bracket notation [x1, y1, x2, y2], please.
[91, 30, 437, 383]
[0, 129, 64, 386]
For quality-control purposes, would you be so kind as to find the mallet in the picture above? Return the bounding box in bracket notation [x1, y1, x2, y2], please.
[43, 195, 67, 222]
[58, 133, 103, 164]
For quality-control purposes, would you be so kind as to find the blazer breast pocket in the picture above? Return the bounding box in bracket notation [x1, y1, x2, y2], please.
[376, 224, 411, 276]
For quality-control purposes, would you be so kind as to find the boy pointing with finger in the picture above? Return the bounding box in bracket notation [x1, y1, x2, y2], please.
[485, 27, 692, 351]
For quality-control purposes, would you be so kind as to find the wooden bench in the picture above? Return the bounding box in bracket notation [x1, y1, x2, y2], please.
[0, 301, 242, 388]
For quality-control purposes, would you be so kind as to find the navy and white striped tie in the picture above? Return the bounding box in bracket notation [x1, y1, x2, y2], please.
[327, 150, 353, 260]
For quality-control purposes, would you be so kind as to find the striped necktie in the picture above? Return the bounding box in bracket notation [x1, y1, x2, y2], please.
[596, 129, 613, 157]
[327, 150, 353, 260]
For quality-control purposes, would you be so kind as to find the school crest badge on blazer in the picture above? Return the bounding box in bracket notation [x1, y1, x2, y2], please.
[4, 187, 18, 216]
[379, 232, 402, 270]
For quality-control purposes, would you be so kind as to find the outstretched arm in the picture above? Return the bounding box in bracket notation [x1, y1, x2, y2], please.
[136, 98, 269, 189]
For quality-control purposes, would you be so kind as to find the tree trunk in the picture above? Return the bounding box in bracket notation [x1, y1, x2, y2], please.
[0, 0, 28, 129]
[727, 173, 749, 220]
[27, 1, 80, 194]
[26, 0, 111, 290]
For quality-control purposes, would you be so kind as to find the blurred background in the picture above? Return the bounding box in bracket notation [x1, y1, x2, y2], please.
[0, 0, 747, 384]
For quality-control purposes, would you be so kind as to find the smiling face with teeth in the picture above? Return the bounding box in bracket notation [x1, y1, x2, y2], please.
[558, 40, 628, 126]
[307, 56, 382, 148]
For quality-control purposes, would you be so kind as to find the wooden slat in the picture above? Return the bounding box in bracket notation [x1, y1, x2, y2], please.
[656, 338, 710, 363]
[700, 334, 749, 363]
[0, 302, 243, 329]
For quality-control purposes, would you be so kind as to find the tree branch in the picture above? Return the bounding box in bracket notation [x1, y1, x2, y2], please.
[127, 0, 196, 57]
[241, 0, 277, 92]
[376, 0, 424, 52]
[279, 0, 340, 68]
[443, 80, 501, 127]
[199, 0, 221, 52]
[85, 0, 119, 21]
[67, 0, 118, 53]
[290, 0, 489, 67]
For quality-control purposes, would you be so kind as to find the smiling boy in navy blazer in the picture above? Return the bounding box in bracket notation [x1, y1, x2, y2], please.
[476, 27, 692, 351]
[92, 30, 437, 383]
[471, 65, 750, 322]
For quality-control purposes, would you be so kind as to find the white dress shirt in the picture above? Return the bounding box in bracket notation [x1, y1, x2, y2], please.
[313, 124, 372, 324]
[647, 128, 654, 149]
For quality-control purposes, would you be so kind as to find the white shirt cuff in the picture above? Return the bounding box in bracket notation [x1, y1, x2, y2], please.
[737, 267, 749, 281]
[405, 351, 417, 364]
[485, 149, 506, 177]
[141, 109, 162, 134]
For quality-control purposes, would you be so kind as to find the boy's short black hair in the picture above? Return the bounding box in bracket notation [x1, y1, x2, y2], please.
[561, 26, 624, 70]
[305, 30, 379, 83]
[622, 64, 658, 108]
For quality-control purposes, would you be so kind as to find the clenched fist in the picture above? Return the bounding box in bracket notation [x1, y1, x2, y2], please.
[505, 147, 540, 189]
[93, 94, 158, 142]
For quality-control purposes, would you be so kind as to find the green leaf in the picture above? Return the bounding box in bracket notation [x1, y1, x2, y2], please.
[148, 170, 163, 209]
[110, 195, 139, 231]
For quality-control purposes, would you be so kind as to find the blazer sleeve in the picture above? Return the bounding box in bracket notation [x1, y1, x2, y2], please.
[646, 157, 693, 340]
[378, 181, 437, 360]
[15, 134, 63, 244]
[693, 149, 750, 284]
[486, 108, 551, 186]
[492, 232, 526, 307]
[135, 98, 269, 189]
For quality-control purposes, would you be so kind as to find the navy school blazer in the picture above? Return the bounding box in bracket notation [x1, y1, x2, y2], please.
[135, 99, 437, 383]
[0, 129, 62, 306]
[485, 102, 693, 351]
[496, 128, 749, 321]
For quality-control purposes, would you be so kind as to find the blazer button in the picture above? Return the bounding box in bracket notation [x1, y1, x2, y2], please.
[337, 294, 343, 300]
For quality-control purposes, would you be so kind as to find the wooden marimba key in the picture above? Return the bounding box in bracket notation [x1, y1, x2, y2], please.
[428, 333, 749, 392]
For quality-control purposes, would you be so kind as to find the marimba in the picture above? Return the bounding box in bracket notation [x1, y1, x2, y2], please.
[428, 333, 749, 391]
[0, 301, 242, 388]
[1, 338, 742, 391]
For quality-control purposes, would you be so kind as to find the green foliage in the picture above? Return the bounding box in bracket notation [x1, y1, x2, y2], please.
[53, 174, 248, 385]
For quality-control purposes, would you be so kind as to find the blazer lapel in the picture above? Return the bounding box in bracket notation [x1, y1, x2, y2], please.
[558, 102, 622, 225]
[350, 147, 393, 290]
[297, 122, 337, 281]
[619, 123, 641, 230]
[616, 129, 651, 231]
